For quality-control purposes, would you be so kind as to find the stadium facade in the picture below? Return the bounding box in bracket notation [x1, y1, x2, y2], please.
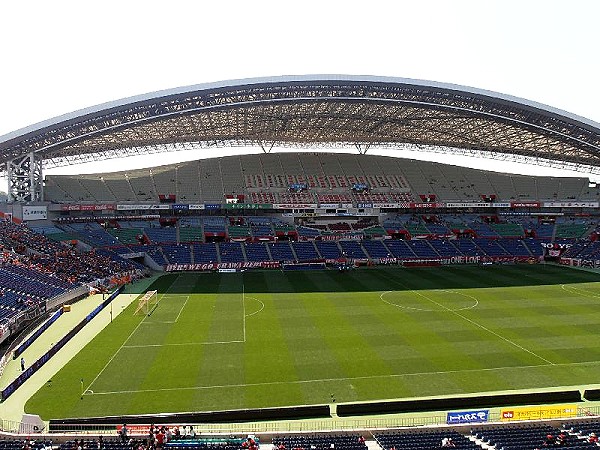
[1, 76, 600, 439]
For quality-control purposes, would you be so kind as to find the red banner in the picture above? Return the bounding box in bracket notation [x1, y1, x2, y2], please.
[165, 261, 281, 272]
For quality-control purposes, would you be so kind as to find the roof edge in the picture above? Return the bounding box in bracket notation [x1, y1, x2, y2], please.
[2, 75, 599, 146]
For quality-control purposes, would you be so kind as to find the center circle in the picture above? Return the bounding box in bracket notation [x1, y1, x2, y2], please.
[380, 289, 478, 312]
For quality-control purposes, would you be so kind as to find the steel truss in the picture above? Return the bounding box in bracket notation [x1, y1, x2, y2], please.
[7, 152, 43, 202]
[1, 76, 599, 181]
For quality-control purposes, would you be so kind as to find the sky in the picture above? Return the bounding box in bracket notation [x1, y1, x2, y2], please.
[1, 0, 600, 191]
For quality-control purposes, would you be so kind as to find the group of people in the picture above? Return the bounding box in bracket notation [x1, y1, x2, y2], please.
[541, 432, 569, 447]
[118, 424, 197, 450]
[22, 439, 52, 450]
[0, 219, 141, 291]
[441, 437, 455, 447]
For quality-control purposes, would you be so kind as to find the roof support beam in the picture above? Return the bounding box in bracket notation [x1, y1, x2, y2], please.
[259, 142, 275, 154]
[355, 144, 370, 155]
[7, 152, 43, 203]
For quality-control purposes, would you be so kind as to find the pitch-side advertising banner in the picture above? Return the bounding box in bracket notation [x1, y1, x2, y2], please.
[500, 404, 577, 421]
[447, 409, 489, 424]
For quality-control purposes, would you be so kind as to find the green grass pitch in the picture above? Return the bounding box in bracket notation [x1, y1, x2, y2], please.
[26, 264, 600, 419]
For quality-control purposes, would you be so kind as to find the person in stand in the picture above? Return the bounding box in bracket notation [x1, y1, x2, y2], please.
[441, 437, 455, 448]
[155, 427, 166, 449]
[589, 433, 598, 444]
[543, 434, 554, 447]
[20, 357, 25, 371]
[148, 425, 155, 446]
[120, 424, 128, 443]
[247, 437, 258, 450]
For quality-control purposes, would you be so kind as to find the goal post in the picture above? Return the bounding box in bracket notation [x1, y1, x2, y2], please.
[134, 290, 159, 316]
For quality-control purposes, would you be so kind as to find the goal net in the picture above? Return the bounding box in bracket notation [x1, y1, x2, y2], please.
[134, 290, 159, 316]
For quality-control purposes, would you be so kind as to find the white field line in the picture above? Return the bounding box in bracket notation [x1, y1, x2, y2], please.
[126, 293, 264, 348]
[380, 289, 479, 312]
[83, 359, 600, 396]
[561, 284, 600, 300]
[140, 295, 190, 324]
[244, 296, 265, 317]
[173, 295, 190, 323]
[242, 282, 246, 342]
[85, 274, 182, 394]
[379, 273, 555, 366]
[123, 339, 245, 348]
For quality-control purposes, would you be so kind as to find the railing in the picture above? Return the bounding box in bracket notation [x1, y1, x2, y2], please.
[39, 407, 600, 435]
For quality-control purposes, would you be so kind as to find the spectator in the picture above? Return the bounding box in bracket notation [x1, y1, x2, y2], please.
[543, 434, 554, 447]
[441, 438, 455, 448]
[120, 424, 128, 443]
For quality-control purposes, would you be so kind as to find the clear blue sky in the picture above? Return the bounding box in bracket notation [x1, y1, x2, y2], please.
[1, 0, 599, 186]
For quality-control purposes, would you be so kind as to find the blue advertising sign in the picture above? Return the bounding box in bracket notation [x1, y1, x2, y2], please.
[172, 204, 189, 211]
[447, 409, 489, 424]
[204, 204, 222, 210]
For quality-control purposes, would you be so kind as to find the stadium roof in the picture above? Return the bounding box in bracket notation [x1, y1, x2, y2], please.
[2, 74, 600, 172]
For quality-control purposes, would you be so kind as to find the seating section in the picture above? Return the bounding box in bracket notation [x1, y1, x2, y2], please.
[218, 242, 244, 263]
[269, 242, 295, 262]
[108, 228, 144, 245]
[406, 240, 439, 258]
[375, 430, 479, 450]
[191, 243, 218, 263]
[292, 241, 320, 261]
[11, 212, 598, 273]
[361, 240, 391, 259]
[0, 220, 143, 326]
[385, 240, 416, 259]
[429, 239, 462, 257]
[274, 434, 368, 450]
[471, 424, 595, 450]
[45, 153, 600, 205]
[179, 226, 204, 243]
[245, 242, 270, 262]
[474, 238, 511, 256]
[162, 244, 192, 264]
[564, 419, 600, 443]
[145, 227, 177, 244]
[316, 241, 342, 259]
[339, 240, 368, 259]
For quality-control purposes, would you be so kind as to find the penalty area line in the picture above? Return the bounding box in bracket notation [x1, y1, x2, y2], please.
[84, 274, 183, 394]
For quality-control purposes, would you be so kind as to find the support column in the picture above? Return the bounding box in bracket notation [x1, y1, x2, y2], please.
[355, 143, 370, 154]
[259, 142, 274, 153]
[7, 152, 43, 202]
